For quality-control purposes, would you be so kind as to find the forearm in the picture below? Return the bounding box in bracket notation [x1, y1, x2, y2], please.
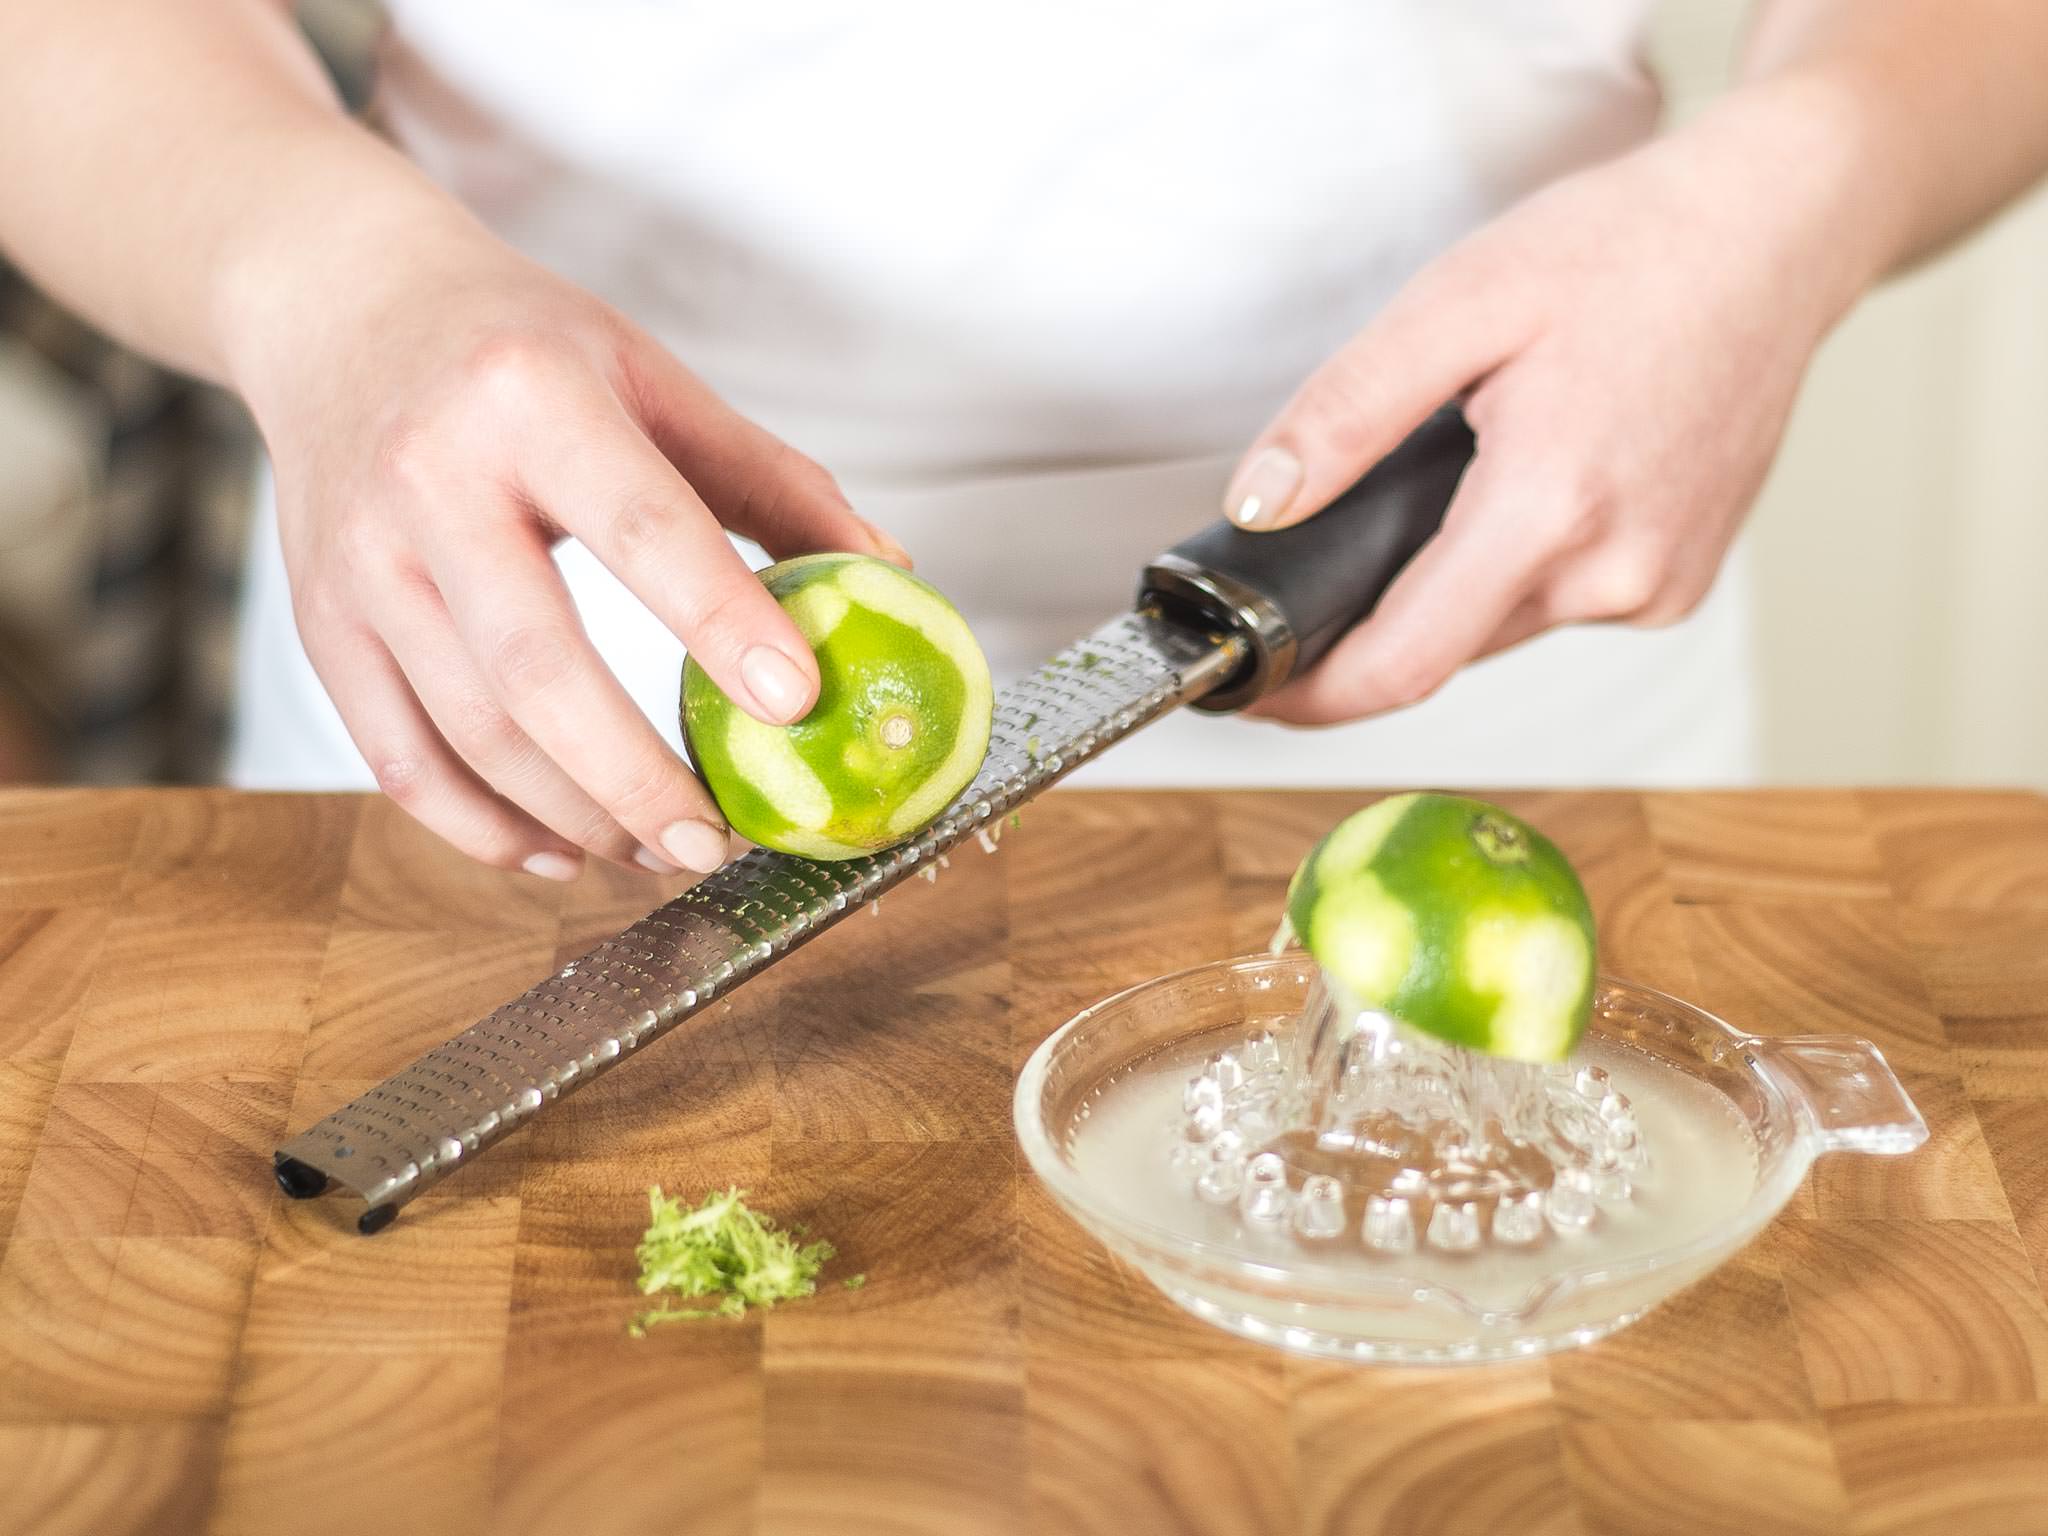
[0, 0, 481, 391]
[1741, 0, 2048, 279]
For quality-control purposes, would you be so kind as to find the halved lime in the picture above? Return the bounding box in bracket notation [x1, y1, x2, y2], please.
[1286, 793, 1596, 1062]
[682, 553, 993, 860]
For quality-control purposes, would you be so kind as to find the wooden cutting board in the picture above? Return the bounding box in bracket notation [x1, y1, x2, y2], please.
[2, 787, 2046, 1535]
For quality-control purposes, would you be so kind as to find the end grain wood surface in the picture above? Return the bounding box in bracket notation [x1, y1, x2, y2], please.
[2, 787, 2047, 1535]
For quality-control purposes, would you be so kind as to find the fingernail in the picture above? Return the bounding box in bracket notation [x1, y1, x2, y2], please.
[634, 845, 681, 875]
[661, 819, 729, 873]
[522, 851, 582, 882]
[1225, 447, 1303, 530]
[741, 645, 813, 724]
[861, 520, 914, 570]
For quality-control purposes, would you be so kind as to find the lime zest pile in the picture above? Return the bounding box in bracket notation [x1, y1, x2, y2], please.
[629, 1186, 842, 1335]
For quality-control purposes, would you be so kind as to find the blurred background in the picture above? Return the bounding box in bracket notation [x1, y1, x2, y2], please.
[1, 2, 2043, 790]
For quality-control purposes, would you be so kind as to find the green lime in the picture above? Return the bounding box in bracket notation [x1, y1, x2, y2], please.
[1286, 793, 1596, 1062]
[682, 553, 993, 860]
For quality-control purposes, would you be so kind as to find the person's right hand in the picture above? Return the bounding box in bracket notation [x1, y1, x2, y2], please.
[233, 228, 905, 881]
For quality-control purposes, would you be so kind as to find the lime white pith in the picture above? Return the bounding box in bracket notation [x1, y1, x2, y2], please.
[1302, 876, 1416, 1002]
[1287, 793, 1597, 1062]
[1461, 909, 1596, 1062]
[716, 719, 844, 858]
[682, 553, 994, 861]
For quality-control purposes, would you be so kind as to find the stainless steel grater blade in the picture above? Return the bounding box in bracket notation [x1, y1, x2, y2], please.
[274, 405, 1477, 1232]
[275, 608, 1248, 1231]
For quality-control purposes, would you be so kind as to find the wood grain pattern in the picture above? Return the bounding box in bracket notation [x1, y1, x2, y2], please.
[0, 786, 2044, 1535]
[1290, 1361, 1582, 1536]
[1563, 1420, 1850, 1536]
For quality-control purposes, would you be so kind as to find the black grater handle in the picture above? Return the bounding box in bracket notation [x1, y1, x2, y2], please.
[1139, 406, 1474, 712]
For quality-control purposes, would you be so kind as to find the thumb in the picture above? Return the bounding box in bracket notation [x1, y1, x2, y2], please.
[1224, 243, 1527, 532]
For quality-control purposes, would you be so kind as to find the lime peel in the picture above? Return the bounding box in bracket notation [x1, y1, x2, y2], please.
[628, 1185, 840, 1335]
[683, 553, 993, 860]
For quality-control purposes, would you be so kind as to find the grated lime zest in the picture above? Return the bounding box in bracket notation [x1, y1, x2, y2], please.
[629, 1185, 839, 1334]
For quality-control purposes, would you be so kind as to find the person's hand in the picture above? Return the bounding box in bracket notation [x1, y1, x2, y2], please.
[235, 226, 906, 879]
[1223, 84, 1883, 725]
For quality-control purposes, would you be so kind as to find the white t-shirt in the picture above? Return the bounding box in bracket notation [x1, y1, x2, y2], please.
[232, 2, 1758, 790]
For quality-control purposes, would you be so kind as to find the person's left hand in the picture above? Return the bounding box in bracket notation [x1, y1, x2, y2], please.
[1224, 84, 1883, 724]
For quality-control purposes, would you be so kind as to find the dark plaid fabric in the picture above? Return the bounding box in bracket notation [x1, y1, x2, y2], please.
[0, 3, 382, 784]
[0, 268, 257, 784]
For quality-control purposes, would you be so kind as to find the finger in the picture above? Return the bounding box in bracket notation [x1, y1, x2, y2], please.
[299, 614, 585, 879]
[420, 515, 734, 874]
[531, 415, 829, 725]
[366, 573, 678, 873]
[1463, 545, 1688, 667]
[1223, 242, 1533, 532]
[613, 336, 912, 567]
[519, 387, 830, 729]
[1472, 595, 1554, 663]
[1540, 543, 1670, 627]
[1245, 452, 1551, 725]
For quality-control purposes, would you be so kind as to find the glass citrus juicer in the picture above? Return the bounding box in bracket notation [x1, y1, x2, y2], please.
[1015, 951, 1927, 1364]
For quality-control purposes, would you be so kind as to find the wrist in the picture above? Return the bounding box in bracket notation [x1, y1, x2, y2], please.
[1676, 72, 1906, 332]
[208, 127, 497, 417]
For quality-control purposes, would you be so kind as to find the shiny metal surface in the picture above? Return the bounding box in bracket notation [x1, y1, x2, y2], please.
[275, 607, 1245, 1228]
[1138, 552, 1296, 713]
